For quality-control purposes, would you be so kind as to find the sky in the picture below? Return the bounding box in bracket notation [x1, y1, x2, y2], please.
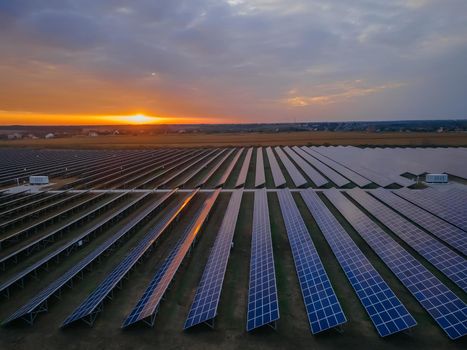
[0, 0, 466, 125]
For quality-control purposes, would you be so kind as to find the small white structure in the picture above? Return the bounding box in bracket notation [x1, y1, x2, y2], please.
[45, 133, 55, 139]
[7, 133, 22, 140]
[29, 176, 49, 185]
[425, 173, 448, 183]
[88, 131, 98, 137]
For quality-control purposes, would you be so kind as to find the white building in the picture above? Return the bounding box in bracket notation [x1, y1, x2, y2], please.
[45, 133, 55, 139]
[29, 176, 49, 185]
[425, 173, 448, 183]
[7, 133, 22, 140]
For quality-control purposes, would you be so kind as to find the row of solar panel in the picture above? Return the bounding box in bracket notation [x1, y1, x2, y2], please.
[0, 146, 417, 197]
[2, 188, 465, 339]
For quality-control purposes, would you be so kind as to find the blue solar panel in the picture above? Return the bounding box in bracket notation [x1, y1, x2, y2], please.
[277, 189, 346, 334]
[0, 191, 133, 298]
[394, 189, 467, 232]
[282, 147, 329, 187]
[274, 147, 308, 187]
[2, 191, 168, 326]
[348, 189, 467, 293]
[184, 190, 243, 329]
[300, 189, 416, 337]
[325, 189, 467, 340]
[371, 188, 467, 256]
[246, 190, 280, 331]
[62, 190, 196, 327]
[122, 190, 221, 328]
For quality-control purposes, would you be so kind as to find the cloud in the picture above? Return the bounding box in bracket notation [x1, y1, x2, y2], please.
[0, 0, 466, 123]
[284, 81, 405, 107]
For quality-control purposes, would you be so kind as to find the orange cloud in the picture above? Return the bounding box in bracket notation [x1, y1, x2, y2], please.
[284, 82, 404, 107]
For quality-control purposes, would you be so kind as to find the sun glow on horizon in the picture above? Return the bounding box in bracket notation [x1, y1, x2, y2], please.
[0, 111, 224, 125]
[126, 114, 155, 124]
[102, 113, 161, 125]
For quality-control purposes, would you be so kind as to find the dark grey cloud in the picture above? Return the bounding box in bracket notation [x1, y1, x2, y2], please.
[0, 0, 466, 122]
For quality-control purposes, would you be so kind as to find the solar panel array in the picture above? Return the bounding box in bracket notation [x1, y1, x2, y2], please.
[62, 189, 197, 327]
[274, 147, 308, 187]
[292, 147, 350, 187]
[0, 191, 135, 298]
[1, 146, 466, 343]
[246, 190, 280, 331]
[300, 189, 416, 337]
[325, 190, 467, 340]
[0, 192, 108, 267]
[122, 189, 221, 328]
[303, 147, 371, 187]
[371, 189, 467, 255]
[184, 190, 243, 329]
[265, 147, 286, 188]
[196, 149, 235, 188]
[394, 189, 467, 232]
[277, 189, 346, 333]
[2, 190, 170, 326]
[347, 189, 467, 293]
[281, 147, 328, 187]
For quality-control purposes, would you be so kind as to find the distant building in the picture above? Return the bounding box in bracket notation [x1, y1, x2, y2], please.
[45, 133, 55, 139]
[27, 134, 38, 139]
[88, 131, 98, 137]
[7, 133, 22, 140]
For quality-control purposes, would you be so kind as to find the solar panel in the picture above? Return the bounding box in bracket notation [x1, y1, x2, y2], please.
[347, 189, 467, 293]
[215, 148, 243, 188]
[246, 190, 280, 331]
[300, 189, 416, 337]
[235, 148, 252, 188]
[255, 148, 266, 188]
[371, 189, 467, 255]
[0, 191, 62, 219]
[274, 147, 308, 187]
[277, 189, 346, 333]
[325, 189, 467, 340]
[316, 147, 410, 187]
[304, 148, 371, 187]
[0, 190, 97, 251]
[173, 149, 225, 188]
[394, 189, 467, 232]
[265, 147, 286, 188]
[156, 149, 216, 188]
[62, 190, 197, 327]
[0, 192, 107, 268]
[0, 192, 135, 298]
[292, 147, 350, 187]
[184, 190, 243, 329]
[282, 147, 329, 187]
[0, 191, 85, 233]
[196, 149, 235, 188]
[137, 150, 203, 189]
[2, 191, 171, 326]
[122, 189, 221, 328]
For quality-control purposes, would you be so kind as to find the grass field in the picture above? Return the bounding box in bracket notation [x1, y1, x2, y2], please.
[1, 131, 467, 149]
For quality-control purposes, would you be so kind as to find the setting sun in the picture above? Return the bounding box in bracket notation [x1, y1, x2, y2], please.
[126, 114, 154, 124]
